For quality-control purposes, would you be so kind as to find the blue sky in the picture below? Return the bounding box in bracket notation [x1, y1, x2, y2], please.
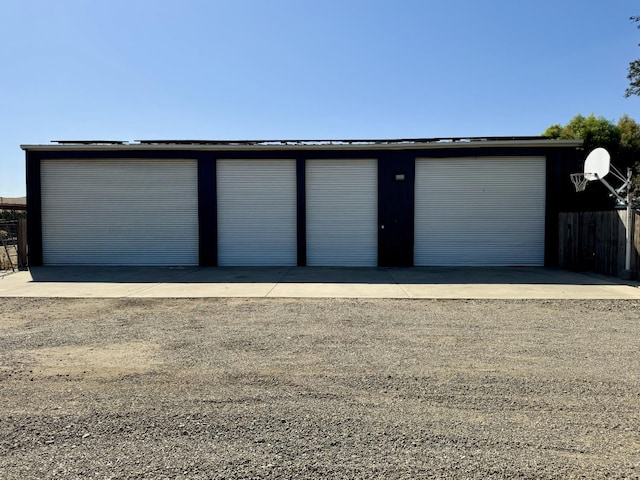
[1, 0, 638, 196]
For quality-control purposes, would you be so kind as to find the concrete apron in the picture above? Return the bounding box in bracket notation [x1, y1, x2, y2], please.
[0, 266, 639, 299]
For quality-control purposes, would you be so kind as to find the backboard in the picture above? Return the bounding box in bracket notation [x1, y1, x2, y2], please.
[583, 147, 610, 181]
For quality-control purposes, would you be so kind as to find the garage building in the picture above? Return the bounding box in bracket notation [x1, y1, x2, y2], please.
[23, 137, 583, 267]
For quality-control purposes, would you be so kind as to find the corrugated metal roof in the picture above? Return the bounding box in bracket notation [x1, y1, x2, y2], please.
[51, 136, 548, 146]
[21, 137, 583, 151]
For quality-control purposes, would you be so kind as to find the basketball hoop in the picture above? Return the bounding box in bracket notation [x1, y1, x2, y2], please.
[570, 173, 588, 192]
[571, 148, 635, 275]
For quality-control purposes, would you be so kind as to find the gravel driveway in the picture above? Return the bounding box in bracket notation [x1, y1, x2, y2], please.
[1, 298, 639, 479]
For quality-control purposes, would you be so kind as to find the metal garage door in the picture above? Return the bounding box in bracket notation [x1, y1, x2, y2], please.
[41, 159, 198, 265]
[306, 159, 378, 266]
[217, 159, 297, 266]
[414, 157, 546, 266]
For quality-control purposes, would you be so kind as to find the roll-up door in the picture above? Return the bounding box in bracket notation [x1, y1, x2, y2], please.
[41, 159, 199, 265]
[306, 159, 378, 266]
[217, 159, 297, 266]
[414, 157, 546, 266]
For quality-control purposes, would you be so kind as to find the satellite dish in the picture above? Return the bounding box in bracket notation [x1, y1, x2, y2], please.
[583, 147, 610, 181]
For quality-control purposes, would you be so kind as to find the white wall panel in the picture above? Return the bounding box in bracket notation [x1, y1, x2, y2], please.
[306, 159, 378, 266]
[217, 159, 297, 266]
[414, 157, 546, 266]
[41, 159, 198, 265]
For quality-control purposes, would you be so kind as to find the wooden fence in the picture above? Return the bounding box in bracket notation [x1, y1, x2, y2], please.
[0, 219, 27, 270]
[558, 210, 639, 277]
[18, 219, 27, 268]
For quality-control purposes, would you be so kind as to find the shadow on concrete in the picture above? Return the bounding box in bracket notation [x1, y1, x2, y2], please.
[25, 266, 636, 286]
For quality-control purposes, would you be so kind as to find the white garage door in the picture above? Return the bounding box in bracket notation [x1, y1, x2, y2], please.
[306, 159, 378, 266]
[217, 159, 297, 266]
[414, 157, 546, 266]
[41, 159, 199, 265]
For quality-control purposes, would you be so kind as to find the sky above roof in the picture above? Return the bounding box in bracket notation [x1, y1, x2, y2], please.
[1, 0, 638, 196]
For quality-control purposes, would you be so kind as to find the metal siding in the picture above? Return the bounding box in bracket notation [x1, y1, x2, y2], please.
[414, 157, 546, 266]
[306, 159, 378, 266]
[41, 159, 199, 265]
[217, 159, 297, 266]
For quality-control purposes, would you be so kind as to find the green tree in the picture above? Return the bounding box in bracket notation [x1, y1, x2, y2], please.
[543, 114, 640, 194]
[617, 115, 640, 193]
[618, 115, 640, 158]
[542, 124, 563, 139]
[542, 114, 621, 154]
[625, 16, 640, 98]
[0, 210, 26, 221]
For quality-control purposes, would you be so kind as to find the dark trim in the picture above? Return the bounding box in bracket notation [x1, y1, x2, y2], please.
[545, 153, 558, 267]
[377, 154, 415, 267]
[27, 150, 207, 161]
[296, 158, 306, 266]
[197, 156, 217, 266]
[25, 152, 42, 266]
[27, 145, 574, 162]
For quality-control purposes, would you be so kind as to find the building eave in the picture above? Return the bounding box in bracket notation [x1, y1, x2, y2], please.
[21, 138, 584, 152]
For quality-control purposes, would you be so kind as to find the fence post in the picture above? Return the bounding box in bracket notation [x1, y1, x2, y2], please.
[635, 211, 640, 275]
[17, 219, 27, 269]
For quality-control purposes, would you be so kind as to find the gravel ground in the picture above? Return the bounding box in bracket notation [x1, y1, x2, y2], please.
[0, 298, 639, 479]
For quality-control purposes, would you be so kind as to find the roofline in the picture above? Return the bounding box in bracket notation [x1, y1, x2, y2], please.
[0, 204, 27, 211]
[21, 138, 583, 152]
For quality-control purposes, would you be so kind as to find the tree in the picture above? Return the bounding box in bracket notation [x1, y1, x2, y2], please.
[626, 16, 640, 98]
[617, 114, 640, 161]
[543, 114, 621, 154]
[543, 114, 640, 194]
[0, 210, 26, 221]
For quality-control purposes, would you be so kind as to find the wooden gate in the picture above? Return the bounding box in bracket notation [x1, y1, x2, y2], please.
[558, 210, 639, 277]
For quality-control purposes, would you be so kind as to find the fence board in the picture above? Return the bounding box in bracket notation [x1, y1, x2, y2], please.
[558, 210, 637, 277]
[18, 219, 27, 269]
[631, 212, 640, 272]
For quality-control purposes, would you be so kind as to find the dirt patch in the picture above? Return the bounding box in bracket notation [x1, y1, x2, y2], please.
[27, 341, 161, 379]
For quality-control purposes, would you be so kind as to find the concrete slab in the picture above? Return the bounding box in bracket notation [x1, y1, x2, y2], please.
[397, 282, 640, 300]
[0, 266, 200, 298]
[388, 266, 616, 284]
[134, 267, 290, 298]
[268, 267, 407, 298]
[386, 267, 640, 300]
[269, 282, 408, 298]
[0, 270, 35, 294]
[0, 266, 638, 299]
[28, 266, 201, 283]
